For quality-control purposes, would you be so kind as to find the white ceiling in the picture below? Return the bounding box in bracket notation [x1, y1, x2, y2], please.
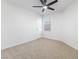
[6, 0, 77, 15]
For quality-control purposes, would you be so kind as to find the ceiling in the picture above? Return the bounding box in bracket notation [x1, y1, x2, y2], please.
[6, 0, 77, 15]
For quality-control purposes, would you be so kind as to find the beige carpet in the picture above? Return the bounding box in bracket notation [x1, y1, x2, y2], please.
[1, 38, 78, 59]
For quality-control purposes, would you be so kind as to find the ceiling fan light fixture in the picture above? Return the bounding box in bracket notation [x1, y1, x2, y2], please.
[43, 6, 47, 9]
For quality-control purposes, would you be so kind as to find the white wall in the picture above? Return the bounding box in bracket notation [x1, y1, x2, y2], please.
[43, 0, 78, 49]
[1, 0, 42, 49]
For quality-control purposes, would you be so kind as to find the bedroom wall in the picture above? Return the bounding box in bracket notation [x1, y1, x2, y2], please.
[43, 0, 78, 49]
[1, 0, 42, 49]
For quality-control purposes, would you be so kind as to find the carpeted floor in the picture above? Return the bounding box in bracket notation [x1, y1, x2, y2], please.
[1, 38, 78, 59]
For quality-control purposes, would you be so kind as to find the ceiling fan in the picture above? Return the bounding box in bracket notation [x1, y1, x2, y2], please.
[32, 0, 58, 12]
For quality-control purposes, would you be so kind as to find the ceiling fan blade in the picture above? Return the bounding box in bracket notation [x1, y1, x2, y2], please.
[40, 0, 44, 5]
[47, 0, 58, 6]
[48, 7, 55, 11]
[44, 0, 47, 2]
[32, 6, 43, 8]
[44, 0, 47, 4]
[42, 8, 45, 12]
